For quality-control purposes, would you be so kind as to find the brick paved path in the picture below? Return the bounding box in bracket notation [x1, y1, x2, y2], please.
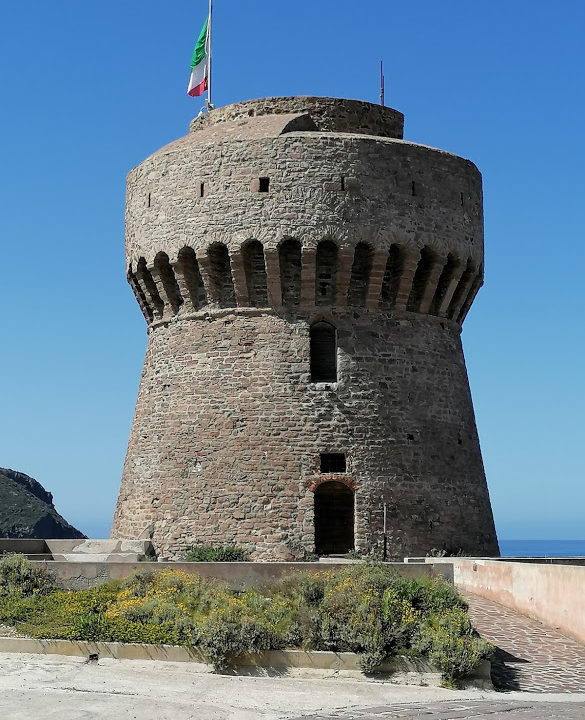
[289, 700, 585, 719]
[461, 590, 585, 693]
[294, 700, 585, 720]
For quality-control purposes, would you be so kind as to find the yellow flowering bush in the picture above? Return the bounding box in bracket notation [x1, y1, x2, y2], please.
[0, 559, 492, 682]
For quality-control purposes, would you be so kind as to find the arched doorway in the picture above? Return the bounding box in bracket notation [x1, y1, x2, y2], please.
[314, 481, 355, 555]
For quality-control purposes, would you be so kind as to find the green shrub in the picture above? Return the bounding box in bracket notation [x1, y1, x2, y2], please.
[411, 607, 494, 684]
[0, 554, 56, 597]
[315, 568, 417, 662]
[397, 575, 467, 615]
[0, 594, 35, 624]
[344, 549, 363, 560]
[272, 563, 474, 678]
[120, 567, 230, 616]
[198, 590, 287, 670]
[297, 572, 326, 606]
[67, 613, 194, 646]
[120, 569, 155, 597]
[183, 544, 250, 562]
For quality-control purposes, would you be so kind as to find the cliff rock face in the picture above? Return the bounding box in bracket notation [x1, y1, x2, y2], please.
[0, 468, 86, 539]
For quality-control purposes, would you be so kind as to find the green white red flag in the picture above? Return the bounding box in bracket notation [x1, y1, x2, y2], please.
[187, 16, 209, 97]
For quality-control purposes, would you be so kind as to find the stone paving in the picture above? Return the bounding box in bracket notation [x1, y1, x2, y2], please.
[461, 591, 585, 693]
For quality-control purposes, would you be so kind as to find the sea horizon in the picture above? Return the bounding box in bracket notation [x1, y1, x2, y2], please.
[498, 539, 585, 557]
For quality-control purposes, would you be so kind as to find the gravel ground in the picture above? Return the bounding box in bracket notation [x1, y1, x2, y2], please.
[0, 624, 19, 637]
[0, 653, 584, 720]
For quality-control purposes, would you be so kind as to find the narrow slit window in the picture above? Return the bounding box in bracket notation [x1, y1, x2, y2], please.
[147, 193, 151, 207]
[200, 182, 205, 198]
[320, 453, 346, 473]
[411, 181, 416, 196]
[259, 177, 270, 192]
[310, 321, 337, 383]
[340, 176, 346, 191]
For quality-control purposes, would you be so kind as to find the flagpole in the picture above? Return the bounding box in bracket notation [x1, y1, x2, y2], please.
[206, 0, 213, 110]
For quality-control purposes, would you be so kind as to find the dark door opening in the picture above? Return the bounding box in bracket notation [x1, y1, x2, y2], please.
[314, 481, 355, 555]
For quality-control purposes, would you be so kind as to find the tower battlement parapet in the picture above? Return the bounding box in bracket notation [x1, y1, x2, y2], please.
[188, 96, 405, 138]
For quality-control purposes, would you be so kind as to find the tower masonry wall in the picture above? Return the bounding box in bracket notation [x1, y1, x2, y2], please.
[112, 97, 498, 560]
[125, 124, 483, 269]
[114, 311, 497, 560]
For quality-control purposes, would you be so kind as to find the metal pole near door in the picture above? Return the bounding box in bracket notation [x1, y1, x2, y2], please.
[383, 502, 387, 561]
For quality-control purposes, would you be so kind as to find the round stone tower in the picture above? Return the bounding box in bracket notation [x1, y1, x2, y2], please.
[112, 96, 499, 560]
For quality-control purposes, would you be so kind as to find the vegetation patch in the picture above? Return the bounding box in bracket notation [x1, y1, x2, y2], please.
[183, 543, 250, 562]
[0, 555, 492, 684]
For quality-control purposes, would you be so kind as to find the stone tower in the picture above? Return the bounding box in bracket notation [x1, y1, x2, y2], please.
[112, 97, 499, 560]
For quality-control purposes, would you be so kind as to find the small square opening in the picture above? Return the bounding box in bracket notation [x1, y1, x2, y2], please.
[320, 453, 346, 473]
[259, 177, 270, 192]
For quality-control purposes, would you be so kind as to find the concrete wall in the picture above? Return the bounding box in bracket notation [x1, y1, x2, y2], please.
[430, 558, 585, 646]
[33, 560, 452, 591]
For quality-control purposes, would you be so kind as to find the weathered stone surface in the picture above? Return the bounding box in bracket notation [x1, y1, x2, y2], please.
[112, 97, 498, 560]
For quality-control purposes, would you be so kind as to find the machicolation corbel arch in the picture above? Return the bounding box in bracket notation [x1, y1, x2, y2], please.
[127, 237, 483, 326]
[113, 96, 499, 560]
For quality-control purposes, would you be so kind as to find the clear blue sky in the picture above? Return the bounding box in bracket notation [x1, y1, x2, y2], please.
[1, 1, 583, 541]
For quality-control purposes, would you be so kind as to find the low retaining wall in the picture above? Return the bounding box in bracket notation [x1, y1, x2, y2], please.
[0, 539, 155, 561]
[30, 560, 451, 591]
[0, 637, 491, 687]
[0, 539, 48, 555]
[423, 557, 585, 646]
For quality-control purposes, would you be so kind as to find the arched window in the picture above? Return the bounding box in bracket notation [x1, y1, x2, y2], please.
[207, 242, 236, 308]
[242, 240, 268, 307]
[177, 246, 207, 311]
[315, 240, 338, 305]
[279, 238, 302, 306]
[310, 322, 337, 383]
[347, 242, 374, 307]
[380, 245, 404, 309]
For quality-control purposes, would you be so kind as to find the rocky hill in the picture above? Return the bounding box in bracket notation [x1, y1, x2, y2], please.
[0, 468, 85, 539]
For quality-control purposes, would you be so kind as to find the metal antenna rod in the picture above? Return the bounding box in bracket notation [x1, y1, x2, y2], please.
[380, 61, 385, 106]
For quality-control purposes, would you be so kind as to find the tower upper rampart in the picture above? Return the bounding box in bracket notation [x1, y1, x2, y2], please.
[125, 97, 484, 328]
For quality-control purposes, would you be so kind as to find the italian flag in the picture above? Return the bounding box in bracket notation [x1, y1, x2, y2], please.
[187, 16, 209, 97]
